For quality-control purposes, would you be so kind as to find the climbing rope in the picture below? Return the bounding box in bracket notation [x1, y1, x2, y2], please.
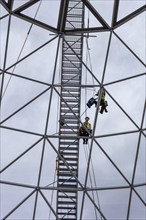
[82, 10, 102, 220]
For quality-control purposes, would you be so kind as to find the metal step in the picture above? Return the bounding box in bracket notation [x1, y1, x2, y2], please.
[62, 75, 80, 81]
[61, 93, 79, 98]
[58, 200, 76, 204]
[58, 167, 77, 171]
[58, 176, 77, 181]
[61, 115, 78, 119]
[58, 184, 77, 189]
[60, 125, 78, 129]
[57, 206, 76, 209]
[59, 161, 78, 169]
[60, 109, 79, 114]
[61, 102, 79, 106]
[59, 147, 78, 152]
[61, 98, 79, 102]
[60, 132, 78, 136]
[57, 212, 76, 216]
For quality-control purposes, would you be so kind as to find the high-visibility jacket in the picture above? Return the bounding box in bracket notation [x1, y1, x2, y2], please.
[84, 122, 91, 130]
[101, 92, 106, 101]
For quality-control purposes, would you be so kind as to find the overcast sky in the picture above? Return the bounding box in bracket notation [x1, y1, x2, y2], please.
[0, 1, 146, 220]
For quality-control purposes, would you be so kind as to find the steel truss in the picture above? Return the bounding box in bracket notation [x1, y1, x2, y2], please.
[0, 0, 146, 220]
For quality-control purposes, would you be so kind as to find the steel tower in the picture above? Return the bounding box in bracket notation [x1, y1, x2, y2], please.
[0, 1, 146, 220]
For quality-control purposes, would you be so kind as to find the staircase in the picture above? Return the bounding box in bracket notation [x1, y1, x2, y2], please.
[56, 1, 84, 219]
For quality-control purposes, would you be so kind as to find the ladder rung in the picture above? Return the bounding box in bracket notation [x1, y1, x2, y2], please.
[61, 124, 79, 130]
[61, 115, 78, 120]
[58, 168, 77, 172]
[60, 135, 78, 138]
[63, 56, 81, 61]
[60, 136, 78, 139]
[59, 150, 78, 155]
[64, 49, 81, 54]
[63, 46, 81, 52]
[61, 152, 78, 156]
[61, 98, 79, 102]
[58, 201, 76, 204]
[62, 76, 80, 81]
[63, 59, 80, 64]
[58, 176, 77, 180]
[63, 64, 81, 68]
[61, 100, 79, 104]
[59, 146, 78, 150]
[61, 95, 79, 99]
[62, 71, 80, 76]
[57, 212, 76, 215]
[62, 88, 80, 92]
[59, 162, 78, 167]
[62, 82, 80, 86]
[63, 57, 81, 61]
[61, 114, 78, 118]
[62, 90, 80, 97]
[60, 131, 77, 135]
[58, 190, 77, 194]
[62, 157, 78, 161]
[60, 128, 78, 132]
[57, 206, 76, 210]
[58, 172, 77, 177]
[64, 121, 78, 125]
[60, 143, 78, 146]
[60, 127, 78, 130]
[58, 185, 77, 189]
[59, 162, 77, 166]
[60, 111, 79, 115]
[61, 103, 79, 107]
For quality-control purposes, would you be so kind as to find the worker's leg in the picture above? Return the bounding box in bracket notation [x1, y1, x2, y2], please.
[104, 101, 108, 112]
[105, 107, 108, 112]
[85, 138, 88, 144]
[100, 105, 104, 114]
[100, 101, 108, 113]
[103, 102, 108, 112]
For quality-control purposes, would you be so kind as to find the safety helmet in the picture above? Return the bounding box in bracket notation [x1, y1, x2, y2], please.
[85, 116, 90, 120]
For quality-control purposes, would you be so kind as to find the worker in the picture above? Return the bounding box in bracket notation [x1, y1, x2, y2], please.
[79, 116, 92, 144]
[98, 89, 108, 114]
[86, 89, 108, 114]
